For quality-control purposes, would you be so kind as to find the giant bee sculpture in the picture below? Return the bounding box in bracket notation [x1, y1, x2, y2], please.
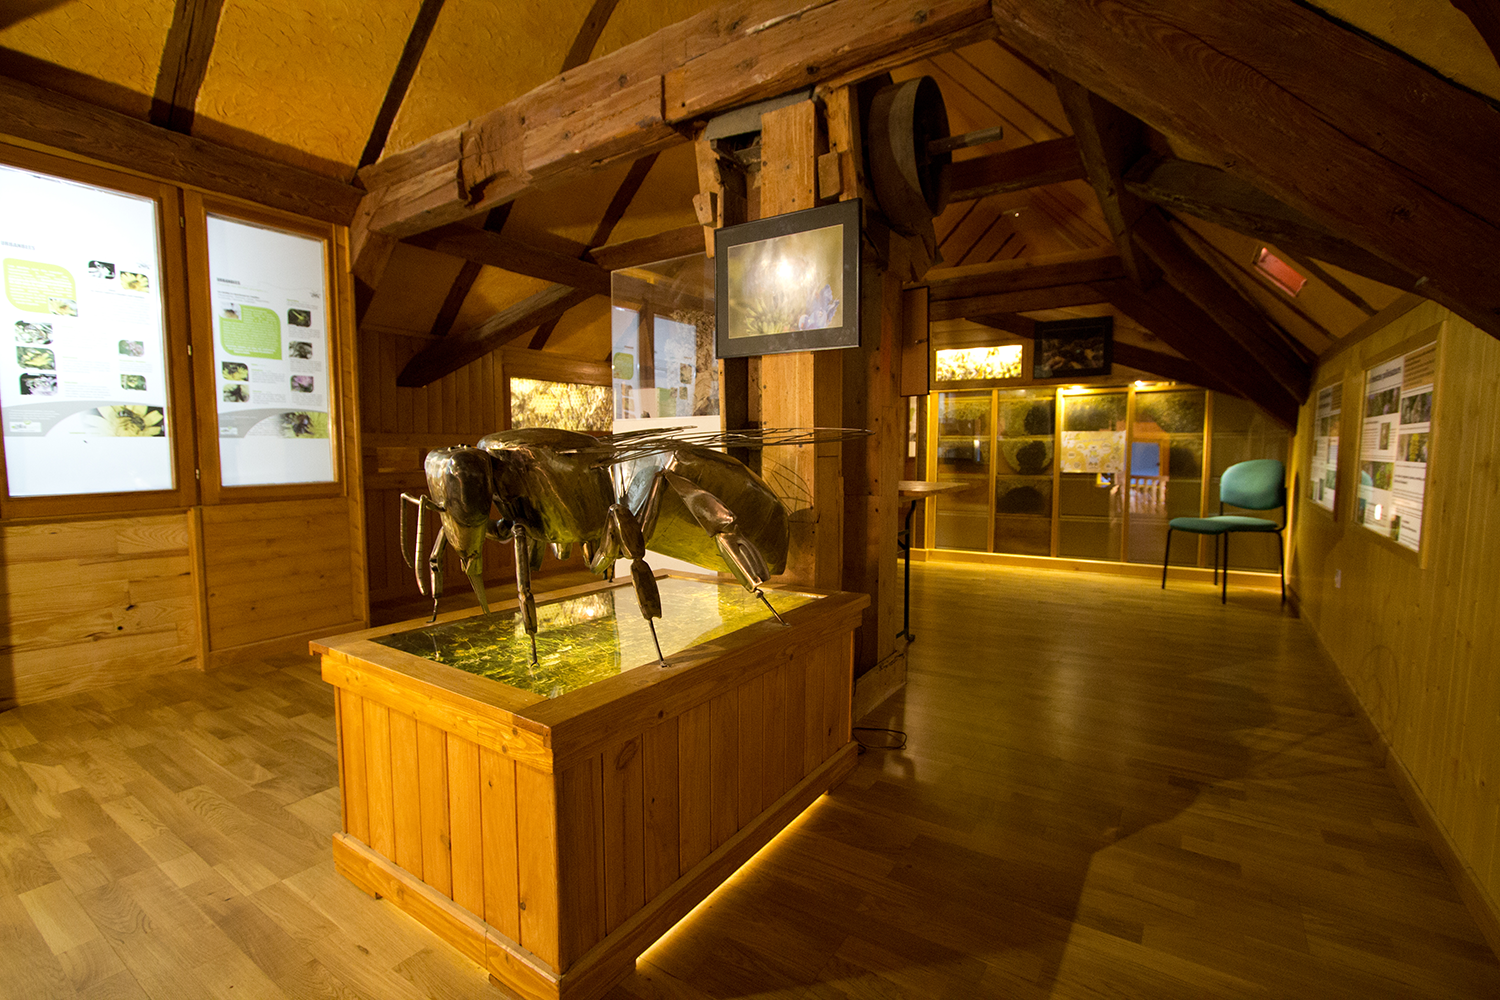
[400, 427, 865, 662]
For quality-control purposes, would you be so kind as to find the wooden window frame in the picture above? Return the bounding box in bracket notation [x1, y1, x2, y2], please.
[0, 143, 199, 520]
[184, 191, 351, 505]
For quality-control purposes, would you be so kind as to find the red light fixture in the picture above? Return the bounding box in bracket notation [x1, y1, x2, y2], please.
[1254, 247, 1307, 296]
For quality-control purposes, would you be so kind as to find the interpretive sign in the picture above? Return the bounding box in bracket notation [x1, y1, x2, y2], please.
[1358, 340, 1436, 552]
[0, 163, 174, 496]
[1309, 382, 1341, 514]
[206, 215, 334, 486]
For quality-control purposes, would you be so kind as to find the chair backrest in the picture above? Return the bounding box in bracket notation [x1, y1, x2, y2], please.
[1219, 459, 1285, 512]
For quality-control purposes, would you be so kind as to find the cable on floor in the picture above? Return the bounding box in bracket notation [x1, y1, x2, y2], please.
[853, 726, 907, 752]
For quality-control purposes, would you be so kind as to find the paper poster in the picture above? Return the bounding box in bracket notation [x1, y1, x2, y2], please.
[0, 164, 175, 496]
[1309, 382, 1341, 513]
[1060, 429, 1124, 474]
[206, 215, 334, 486]
[1358, 341, 1435, 551]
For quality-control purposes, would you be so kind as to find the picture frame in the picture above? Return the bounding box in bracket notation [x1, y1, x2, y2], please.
[715, 199, 861, 358]
[1031, 315, 1113, 380]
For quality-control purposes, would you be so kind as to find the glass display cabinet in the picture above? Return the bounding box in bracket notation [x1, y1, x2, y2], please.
[313, 574, 867, 1000]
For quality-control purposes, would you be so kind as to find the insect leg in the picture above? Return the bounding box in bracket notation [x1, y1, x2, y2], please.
[659, 471, 788, 625]
[510, 523, 540, 664]
[605, 504, 665, 661]
[425, 530, 447, 622]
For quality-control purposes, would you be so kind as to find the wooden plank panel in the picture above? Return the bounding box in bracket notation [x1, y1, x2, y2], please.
[557, 756, 606, 966]
[784, 653, 808, 785]
[802, 646, 827, 777]
[447, 734, 484, 917]
[479, 746, 521, 941]
[761, 661, 790, 805]
[641, 717, 680, 899]
[416, 721, 452, 897]
[363, 698, 396, 861]
[340, 689, 369, 842]
[708, 691, 738, 850]
[389, 710, 423, 878]
[515, 764, 560, 969]
[677, 702, 712, 871]
[602, 735, 645, 933]
[736, 674, 764, 828]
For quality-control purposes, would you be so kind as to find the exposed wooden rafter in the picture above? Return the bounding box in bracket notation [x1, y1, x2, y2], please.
[358, 0, 446, 169]
[0, 74, 361, 225]
[947, 137, 1084, 202]
[150, 0, 225, 132]
[1051, 75, 1158, 287]
[397, 285, 594, 387]
[352, 0, 997, 248]
[991, 0, 1500, 342]
[562, 0, 625, 72]
[1122, 155, 1421, 293]
[1095, 277, 1299, 428]
[588, 225, 705, 272]
[405, 226, 614, 296]
[1109, 341, 1239, 396]
[1130, 209, 1311, 401]
[924, 247, 1124, 302]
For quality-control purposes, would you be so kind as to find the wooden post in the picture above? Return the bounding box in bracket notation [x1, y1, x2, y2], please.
[759, 100, 844, 590]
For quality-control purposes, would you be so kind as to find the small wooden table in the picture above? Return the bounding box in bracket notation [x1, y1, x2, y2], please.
[897, 480, 970, 641]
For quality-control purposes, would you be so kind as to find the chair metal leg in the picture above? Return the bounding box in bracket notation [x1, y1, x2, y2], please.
[1222, 533, 1229, 604]
[1161, 526, 1172, 589]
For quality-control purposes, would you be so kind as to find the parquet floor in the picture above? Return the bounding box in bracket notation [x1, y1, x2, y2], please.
[3, 562, 1498, 998]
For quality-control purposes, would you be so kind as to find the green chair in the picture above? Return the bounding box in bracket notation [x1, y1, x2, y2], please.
[1161, 459, 1285, 604]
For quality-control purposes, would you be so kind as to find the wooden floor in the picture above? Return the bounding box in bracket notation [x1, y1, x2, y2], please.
[2, 562, 1498, 999]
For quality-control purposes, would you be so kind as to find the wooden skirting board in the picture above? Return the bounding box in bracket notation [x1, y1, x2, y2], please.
[333, 744, 859, 1000]
[912, 546, 1286, 593]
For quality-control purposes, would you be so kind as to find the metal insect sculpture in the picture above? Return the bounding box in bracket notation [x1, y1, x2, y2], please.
[399, 427, 864, 663]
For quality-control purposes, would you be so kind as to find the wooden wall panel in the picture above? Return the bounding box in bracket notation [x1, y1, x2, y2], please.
[677, 701, 712, 871]
[479, 746, 521, 941]
[641, 717, 680, 899]
[340, 689, 370, 843]
[1292, 299, 1500, 934]
[0, 513, 198, 708]
[417, 721, 452, 896]
[201, 497, 360, 650]
[708, 690, 738, 850]
[390, 710, 423, 877]
[363, 696, 395, 860]
[516, 763, 560, 968]
[557, 756, 606, 967]
[447, 734, 485, 917]
[602, 735, 645, 933]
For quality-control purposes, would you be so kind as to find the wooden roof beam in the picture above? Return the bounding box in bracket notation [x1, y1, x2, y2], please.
[991, 0, 1500, 342]
[947, 137, 1085, 202]
[150, 0, 225, 133]
[1130, 208, 1310, 402]
[0, 74, 361, 225]
[353, 0, 996, 243]
[397, 285, 595, 387]
[1096, 277, 1299, 428]
[1051, 75, 1159, 288]
[1122, 155, 1421, 293]
[404, 226, 614, 296]
[923, 247, 1124, 302]
[930, 283, 1106, 320]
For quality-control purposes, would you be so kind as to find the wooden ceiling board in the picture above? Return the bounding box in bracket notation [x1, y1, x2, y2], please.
[449, 267, 555, 337]
[192, 0, 418, 177]
[381, 0, 594, 157]
[507, 157, 639, 251]
[588, 141, 699, 246]
[0, 0, 178, 119]
[1304, 0, 1500, 100]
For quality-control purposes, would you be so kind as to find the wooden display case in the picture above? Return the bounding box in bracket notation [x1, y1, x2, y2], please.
[313, 575, 867, 1000]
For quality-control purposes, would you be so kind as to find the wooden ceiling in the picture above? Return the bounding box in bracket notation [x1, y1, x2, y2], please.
[3, 0, 1498, 427]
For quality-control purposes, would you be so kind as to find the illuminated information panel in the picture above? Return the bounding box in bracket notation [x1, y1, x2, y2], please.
[206, 215, 334, 486]
[0, 164, 173, 496]
[1358, 341, 1436, 552]
[1309, 383, 1341, 514]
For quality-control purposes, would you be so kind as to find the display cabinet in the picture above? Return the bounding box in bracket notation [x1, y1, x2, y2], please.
[314, 574, 867, 1000]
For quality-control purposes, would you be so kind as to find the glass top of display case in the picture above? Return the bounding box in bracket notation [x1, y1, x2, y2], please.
[371, 576, 818, 699]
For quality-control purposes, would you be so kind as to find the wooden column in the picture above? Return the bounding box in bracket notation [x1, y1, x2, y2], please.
[759, 100, 844, 590]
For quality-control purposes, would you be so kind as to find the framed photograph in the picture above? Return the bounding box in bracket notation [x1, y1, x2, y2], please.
[1032, 316, 1113, 380]
[715, 199, 861, 358]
